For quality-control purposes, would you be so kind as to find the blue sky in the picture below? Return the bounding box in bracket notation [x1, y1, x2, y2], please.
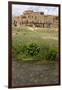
[12, 4, 59, 16]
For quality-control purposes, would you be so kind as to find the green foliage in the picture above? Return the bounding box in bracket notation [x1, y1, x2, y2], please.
[12, 27, 58, 61]
[47, 48, 57, 61]
[39, 44, 49, 60]
[12, 42, 57, 61]
[26, 43, 40, 56]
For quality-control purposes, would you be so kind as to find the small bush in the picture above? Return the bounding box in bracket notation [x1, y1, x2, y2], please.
[21, 45, 28, 54]
[47, 48, 57, 61]
[27, 43, 40, 56]
[39, 45, 49, 60]
[21, 43, 40, 56]
[12, 42, 57, 61]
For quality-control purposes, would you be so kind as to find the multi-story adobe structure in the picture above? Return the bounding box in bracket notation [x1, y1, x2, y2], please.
[12, 10, 59, 28]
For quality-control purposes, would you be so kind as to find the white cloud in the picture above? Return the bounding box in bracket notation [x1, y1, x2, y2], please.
[12, 5, 30, 16]
[12, 4, 59, 16]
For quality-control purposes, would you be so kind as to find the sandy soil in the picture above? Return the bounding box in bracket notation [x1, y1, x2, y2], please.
[12, 60, 59, 87]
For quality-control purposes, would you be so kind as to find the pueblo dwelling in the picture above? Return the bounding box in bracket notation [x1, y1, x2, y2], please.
[12, 10, 59, 28]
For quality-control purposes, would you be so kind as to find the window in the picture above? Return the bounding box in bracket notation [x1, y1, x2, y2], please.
[13, 20, 17, 26]
[55, 17, 58, 20]
[22, 16, 26, 18]
[32, 16, 33, 18]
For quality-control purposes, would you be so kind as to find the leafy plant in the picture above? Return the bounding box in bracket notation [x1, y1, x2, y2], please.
[26, 43, 40, 56]
[47, 48, 57, 61]
[12, 42, 57, 61]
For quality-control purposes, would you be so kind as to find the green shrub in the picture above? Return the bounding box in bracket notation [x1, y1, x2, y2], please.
[21, 43, 40, 56]
[27, 43, 40, 56]
[33, 45, 57, 61]
[21, 45, 27, 53]
[12, 42, 57, 61]
[39, 45, 49, 60]
[47, 48, 57, 61]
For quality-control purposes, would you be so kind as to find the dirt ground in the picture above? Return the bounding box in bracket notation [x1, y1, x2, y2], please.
[12, 60, 59, 87]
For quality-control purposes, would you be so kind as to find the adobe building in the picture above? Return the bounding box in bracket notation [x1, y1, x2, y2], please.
[12, 10, 59, 28]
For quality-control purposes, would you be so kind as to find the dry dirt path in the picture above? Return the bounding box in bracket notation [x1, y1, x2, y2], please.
[12, 60, 59, 87]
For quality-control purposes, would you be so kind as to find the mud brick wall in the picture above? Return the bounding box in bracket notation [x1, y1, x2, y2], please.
[12, 10, 59, 28]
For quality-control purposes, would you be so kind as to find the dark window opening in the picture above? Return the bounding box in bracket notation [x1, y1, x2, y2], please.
[13, 20, 17, 26]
